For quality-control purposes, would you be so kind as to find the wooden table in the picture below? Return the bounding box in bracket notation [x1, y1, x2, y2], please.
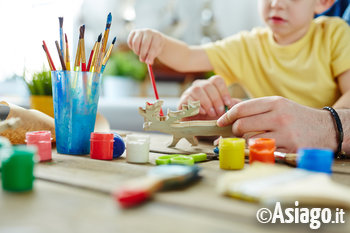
[1, 131, 350, 233]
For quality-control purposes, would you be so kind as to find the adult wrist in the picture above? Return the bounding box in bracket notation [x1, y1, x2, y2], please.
[323, 106, 345, 159]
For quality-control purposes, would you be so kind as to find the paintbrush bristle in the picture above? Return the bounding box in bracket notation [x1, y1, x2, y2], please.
[79, 25, 85, 39]
[97, 33, 102, 42]
[107, 12, 112, 25]
[65, 33, 68, 43]
[59, 17, 63, 27]
[112, 37, 116, 44]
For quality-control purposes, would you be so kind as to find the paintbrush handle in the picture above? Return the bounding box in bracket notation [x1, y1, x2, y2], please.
[55, 41, 67, 70]
[114, 176, 162, 208]
[244, 149, 298, 167]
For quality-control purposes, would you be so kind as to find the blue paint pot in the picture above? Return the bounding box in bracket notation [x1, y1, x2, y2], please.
[297, 148, 333, 174]
[113, 133, 125, 159]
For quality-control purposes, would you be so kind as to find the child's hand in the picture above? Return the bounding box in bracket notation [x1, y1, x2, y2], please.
[127, 29, 165, 64]
[178, 75, 240, 119]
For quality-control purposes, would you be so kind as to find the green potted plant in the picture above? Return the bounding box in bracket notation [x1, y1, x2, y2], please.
[102, 50, 147, 97]
[23, 68, 54, 117]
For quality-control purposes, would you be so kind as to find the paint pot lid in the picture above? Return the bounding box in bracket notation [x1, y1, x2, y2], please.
[26, 131, 51, 142]
[249, 138, 275, 150]
[90, 132, 114, 141]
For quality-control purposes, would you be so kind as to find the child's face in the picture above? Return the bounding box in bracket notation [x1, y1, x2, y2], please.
[259, 0, 319, 44]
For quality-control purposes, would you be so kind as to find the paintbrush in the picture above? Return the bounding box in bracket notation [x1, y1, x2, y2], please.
[42, 40, 56, 71]
[244, 148, 297, 166]
[101, 12, 112, 57]
[59, 17, 65, 60]
[91, 34, 102, 72]
[96, 12, 112, 73]
[147, 64, 164, 116]
[74, 28, 82, 71]
[79, 25, 87, 72]
[87, 33, 102, 72]
[65, 34, 70, 71]
[100, 36, 116, 73]
[55, 40, 66, 70]
[114, 165, 201, 208]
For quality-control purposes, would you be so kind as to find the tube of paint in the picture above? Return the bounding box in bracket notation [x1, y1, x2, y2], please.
[126, 135, 150, 164]
[219, 138, 245, 170]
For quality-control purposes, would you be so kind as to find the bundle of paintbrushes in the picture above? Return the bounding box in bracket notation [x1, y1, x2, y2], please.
[42, 13, 117, 74]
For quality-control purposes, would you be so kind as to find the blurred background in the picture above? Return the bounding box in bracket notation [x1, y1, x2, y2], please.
[0, 0, 262, 131]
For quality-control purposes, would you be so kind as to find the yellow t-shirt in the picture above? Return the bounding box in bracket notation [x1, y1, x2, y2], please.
[203, 17, 350, 108]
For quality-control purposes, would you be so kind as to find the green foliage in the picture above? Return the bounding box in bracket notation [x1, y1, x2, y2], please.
[24, 69, 52, 96]
[103, 51, 147, 81]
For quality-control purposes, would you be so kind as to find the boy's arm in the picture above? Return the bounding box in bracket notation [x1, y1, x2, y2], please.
[333, 69, 350, 109]
[128, 29, 213, 73]
[158, 35, 213, 72]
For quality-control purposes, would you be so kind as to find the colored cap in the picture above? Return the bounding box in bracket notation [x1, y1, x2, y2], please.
[90, 132, 114, 141]
[113, 133, 125, 159]
[249, 138, 275, 150]
[297, 148, 333, 174]
[25, 131, 51, 143]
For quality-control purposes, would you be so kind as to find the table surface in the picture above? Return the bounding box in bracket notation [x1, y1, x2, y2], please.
[1, 131, 350, 233]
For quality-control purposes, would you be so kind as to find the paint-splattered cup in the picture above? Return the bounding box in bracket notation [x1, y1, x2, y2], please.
[51, 71, 101, 155]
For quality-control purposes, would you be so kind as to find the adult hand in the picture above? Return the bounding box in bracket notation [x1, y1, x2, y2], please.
[178, 75, 241, 120]
[217, 96, 338, 153]
[127, 29, 165, 65]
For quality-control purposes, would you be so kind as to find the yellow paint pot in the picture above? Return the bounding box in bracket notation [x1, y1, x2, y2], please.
[30, 95, 54, 118]
[219, 138, 245, 170]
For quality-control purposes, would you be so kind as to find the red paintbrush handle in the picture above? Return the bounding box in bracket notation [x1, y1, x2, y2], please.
[113, 189, 151, 208]
[87, 50, 94, 71]
[82, 63, 87, 72]
[147, 64, 163, 116]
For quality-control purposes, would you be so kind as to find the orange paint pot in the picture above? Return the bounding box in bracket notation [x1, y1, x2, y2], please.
[249, 138, 275, 164]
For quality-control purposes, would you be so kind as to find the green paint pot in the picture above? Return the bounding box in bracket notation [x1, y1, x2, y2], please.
[0, 136, 12, 171]
[1, 145, 36, 192]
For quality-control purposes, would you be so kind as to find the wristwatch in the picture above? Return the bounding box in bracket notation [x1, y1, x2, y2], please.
[0, 104, 10, 121]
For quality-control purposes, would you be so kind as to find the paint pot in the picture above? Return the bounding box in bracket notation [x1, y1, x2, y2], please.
[297, 148, 333, 174]
[1, 145, 36, 192]
[113, 133, 125, 159]
[90, 132, 114, 160]
[219, 138, 245, 170]
[249, 138, 275, 164]
[25, 131, 52, 162]
[126, 135, 150, 163]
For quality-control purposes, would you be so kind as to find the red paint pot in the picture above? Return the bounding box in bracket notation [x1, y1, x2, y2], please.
[25, 131, 52, 162]
[90, 133, 114, 160]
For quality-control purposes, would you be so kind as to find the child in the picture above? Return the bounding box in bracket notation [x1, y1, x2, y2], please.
[128, 0, 350, 119]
